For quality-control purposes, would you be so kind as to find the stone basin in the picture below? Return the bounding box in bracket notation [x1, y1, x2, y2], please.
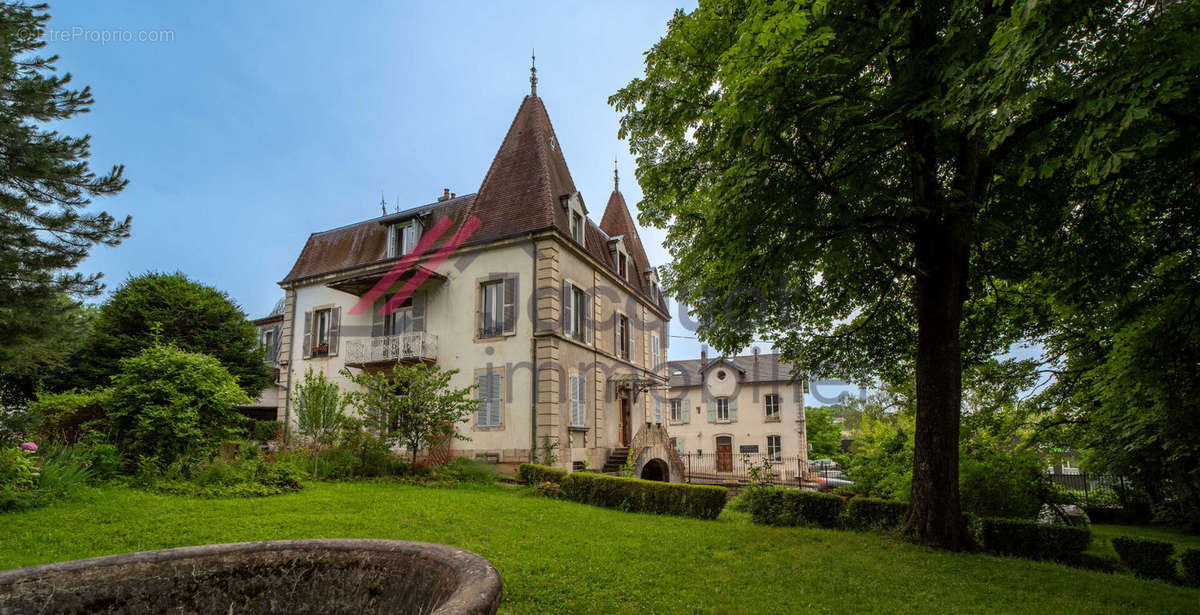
[0, 539, 501, 614]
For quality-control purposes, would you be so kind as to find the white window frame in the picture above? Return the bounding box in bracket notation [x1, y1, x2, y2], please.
[767, 435, 782, 461]
[480, 280, 504, 338]
[651, 332, 660, 371]
[313, 308, 331, 355]
[568, 284, 586, 341]
[569, 373, 586, 428]
[669, 399, 682, 423]
[387, 221, 420, 258]
[616, 313, 630, 360]
[716, 397, 730, 422]
[765, 393, 780, 418]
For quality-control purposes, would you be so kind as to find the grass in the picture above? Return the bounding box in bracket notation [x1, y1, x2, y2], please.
[1, 483, 1198, 614]
[1088, 523, 1200, 562]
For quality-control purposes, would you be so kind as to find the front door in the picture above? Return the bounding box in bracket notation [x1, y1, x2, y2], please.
[716, 436, 733, 472]
[619, 397, 631, 447]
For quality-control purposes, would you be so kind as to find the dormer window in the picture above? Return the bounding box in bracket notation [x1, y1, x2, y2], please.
[561, 192, 587, 247]
[618, 252, 628, 280]
[387, 220, 421, 258]
[571, 211, 584, 244]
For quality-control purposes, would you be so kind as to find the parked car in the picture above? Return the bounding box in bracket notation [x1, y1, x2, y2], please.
[811, 476, 854, 489]
[809, 459, 839, 471]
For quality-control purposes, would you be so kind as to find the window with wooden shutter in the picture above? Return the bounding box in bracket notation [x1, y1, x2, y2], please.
[476, 372, 502, 428]
[502, 276, 516, 334]
[327, 307, 341, 356]
[569, 373, 585, 428]
[301, 310, 312, 359]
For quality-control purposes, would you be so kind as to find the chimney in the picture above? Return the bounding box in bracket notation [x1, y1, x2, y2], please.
[700, 346, 707, 363]
[450, 192, 456, 199]
[753, 347, 760, 362]
[438, 188, 451, 202]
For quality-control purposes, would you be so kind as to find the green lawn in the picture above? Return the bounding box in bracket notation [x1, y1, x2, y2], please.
[1, 483, 1197, 614]
[1088, 523, 1200, 562]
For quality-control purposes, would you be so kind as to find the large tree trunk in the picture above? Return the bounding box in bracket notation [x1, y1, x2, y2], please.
[903, 211, 972, 550]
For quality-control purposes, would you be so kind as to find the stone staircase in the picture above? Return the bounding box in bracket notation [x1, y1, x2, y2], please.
[601, 447, 630, 474]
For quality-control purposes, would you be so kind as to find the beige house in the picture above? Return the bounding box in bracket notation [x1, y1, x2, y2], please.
[263, 74, 674, 475]
[665, 349, 810, 483]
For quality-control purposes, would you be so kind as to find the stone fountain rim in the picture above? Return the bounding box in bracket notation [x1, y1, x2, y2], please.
[0, 538, 502, 615]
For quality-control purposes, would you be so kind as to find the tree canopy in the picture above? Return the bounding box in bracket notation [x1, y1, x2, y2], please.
[613, 0, 1199, 548]
[63, 272, 272, 396]
[0, 3, 130, 373]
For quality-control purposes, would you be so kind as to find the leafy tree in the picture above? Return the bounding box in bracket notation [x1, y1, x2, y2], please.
[342, 364, 475, 464]
[805, 406, 842, 456]
[0, 3, 130, 369]
[62, 272, 272, 396]
[107, 345, 250, 466]
[293, 368, 347, 478]
[612, 0, 1198, 548]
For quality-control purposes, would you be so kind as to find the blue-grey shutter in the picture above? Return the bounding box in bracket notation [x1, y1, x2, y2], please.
[562, 281, 572, 336]
[681, 398, 690, 424]
[411, 291, 426, 333]
[730, 395, 738, 422]
[707, 397, 715, 423]
[476, 374, 490, 425]
[328, 307, 341, 356]
[502, 276, 517, 334]
[489, 373, 502, 426]
[583, 291, 592, 344]
[301, 310, 312, 359]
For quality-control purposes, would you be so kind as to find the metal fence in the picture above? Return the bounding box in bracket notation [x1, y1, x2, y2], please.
[680, 453, 808, 485]
[1045, 470, 1128, 507]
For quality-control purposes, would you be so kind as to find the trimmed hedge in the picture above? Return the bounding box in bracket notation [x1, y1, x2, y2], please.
[1181, 548, 1200, 587]
[977, 518, 1091, 563]
[1112, 536, 1176, 581]
[746, 487, 845, 529]
[518, 463, 567, 486]
[558, 472, 726, 520]
[843, 497, 908, 530]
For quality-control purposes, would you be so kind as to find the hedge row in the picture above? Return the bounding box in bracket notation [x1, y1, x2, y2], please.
[844, 497, 909, 530]
[1181, 548, 1200, 587]
[745, 487, 849, 529]
[517, 463, 567, 486]
[559, 472, 727, 520]
[976, 518, 1092, 563]
[1112, 536, 1177, 581]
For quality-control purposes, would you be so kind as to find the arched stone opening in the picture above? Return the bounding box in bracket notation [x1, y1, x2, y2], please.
[640, 458, 669, 482]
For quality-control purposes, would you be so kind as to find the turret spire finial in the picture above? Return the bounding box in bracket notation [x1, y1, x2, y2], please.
[530, 50, 537, 97]
[380, 191, 387, 216]
[614, 156, 619, 191]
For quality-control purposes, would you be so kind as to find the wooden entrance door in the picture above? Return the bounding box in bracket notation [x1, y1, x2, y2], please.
[619, 397, 631, 447]
[716, 436, 733, 472]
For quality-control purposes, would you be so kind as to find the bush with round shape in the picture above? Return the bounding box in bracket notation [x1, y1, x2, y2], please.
[1111, 536, 1177, 581]
[106, 345, 250, 467]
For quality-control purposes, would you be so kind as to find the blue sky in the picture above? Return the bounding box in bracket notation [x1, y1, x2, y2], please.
[41, 1, 861, 403]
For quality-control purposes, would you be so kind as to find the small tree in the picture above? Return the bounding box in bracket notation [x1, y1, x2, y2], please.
[293, 368, 347, 479]
[341, 364, 474, 464]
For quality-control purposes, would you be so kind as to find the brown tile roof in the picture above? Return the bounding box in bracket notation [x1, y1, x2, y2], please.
[280, 194, 475, 283]
[669, 353, 800, 388]
[466, 95, 576, 244]
[280, 94, 667, 315]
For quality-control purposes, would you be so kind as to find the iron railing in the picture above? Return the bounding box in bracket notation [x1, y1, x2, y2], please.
[680, 453, 808, 485]
[345, 333, 438, 365]
[1046, 470, 1128, 507]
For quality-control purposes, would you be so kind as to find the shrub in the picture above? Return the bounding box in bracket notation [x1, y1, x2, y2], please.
[958, 448, 1047, 519]
[745, 487, 846, 528]
[1180, 548, 1200, 587]
[249, 420, 282, 443]
[431, 457, 500, 485]
[322, 429, 398, 479]
[518, 463, 567, 486]
[843, 497, 908, 530]
[107, 345, 250, 466]
[1111, 536, 1177, 581]
[976, 518, 1091, 563]
[25, 389, 110, 445]
[559, 472, 726, 520]
[150, 453, 303, 498]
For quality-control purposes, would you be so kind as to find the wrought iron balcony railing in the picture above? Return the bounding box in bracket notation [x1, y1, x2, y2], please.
[345, 332, 438, 366]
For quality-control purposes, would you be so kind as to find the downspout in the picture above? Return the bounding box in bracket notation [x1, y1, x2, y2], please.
[530, 237, 539, 464]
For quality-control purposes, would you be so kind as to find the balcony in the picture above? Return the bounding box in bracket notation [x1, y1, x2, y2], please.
[344, 333, 438, 367]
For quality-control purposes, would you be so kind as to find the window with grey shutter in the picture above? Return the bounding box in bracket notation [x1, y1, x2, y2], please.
[476, 373, 492, 426]
[502, 276, 516, 334]
[569, 373, 585, 428]
[302, 310, 312, 359]
[489, 373, 501, 426]
[328, 307, 341, 356]
[561, 280, 572, 337]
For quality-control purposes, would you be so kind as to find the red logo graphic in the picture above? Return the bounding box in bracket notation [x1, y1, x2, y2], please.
[349, 215, 482, 316]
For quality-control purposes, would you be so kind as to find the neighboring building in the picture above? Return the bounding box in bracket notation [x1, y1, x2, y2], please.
[263, 71, 673, 475]
[665, 348, 809, 483]
[241, 298, 285, 421]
